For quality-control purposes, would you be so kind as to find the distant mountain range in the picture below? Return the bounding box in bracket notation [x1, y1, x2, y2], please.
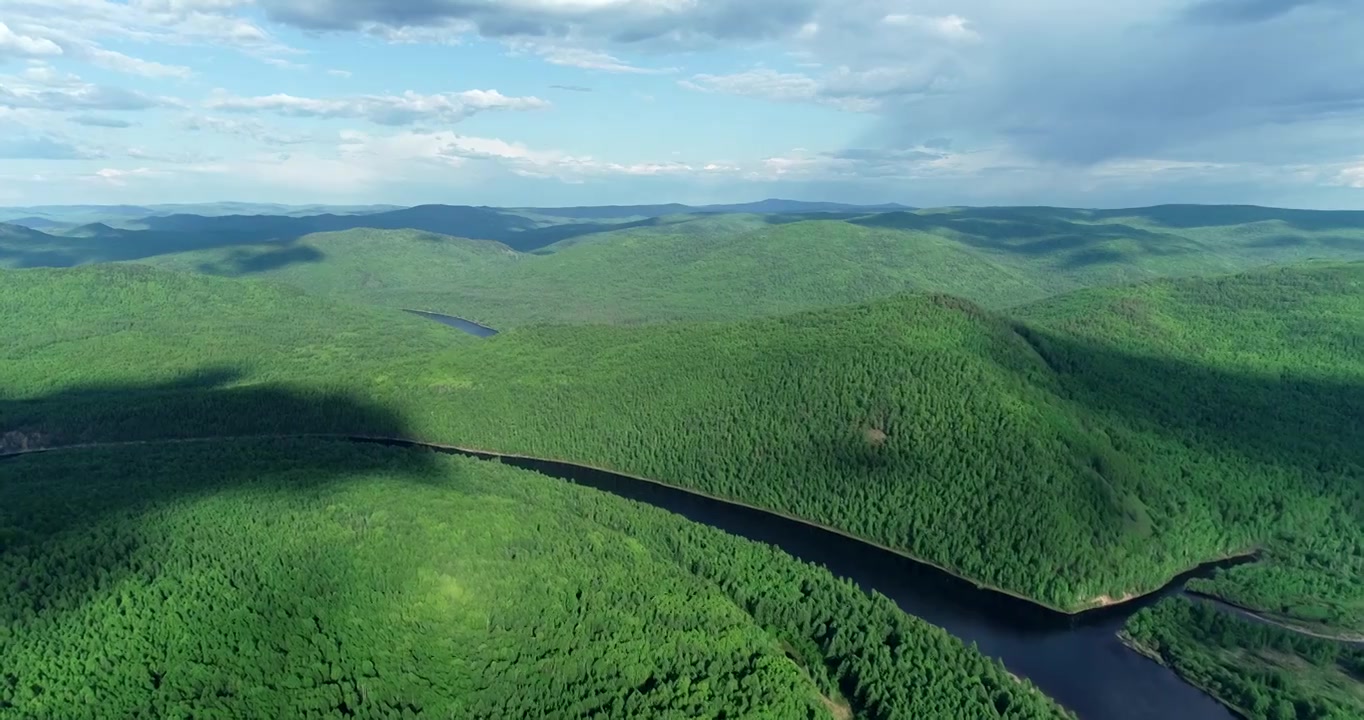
[0, 199, 911, 229]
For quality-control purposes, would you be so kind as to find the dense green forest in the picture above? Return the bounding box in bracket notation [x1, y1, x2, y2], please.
[7, 204, 1364, 328]
[1122, 597, 1364, 719]
[2, 262, 1360, 622]
[0, 438, 1068, 719]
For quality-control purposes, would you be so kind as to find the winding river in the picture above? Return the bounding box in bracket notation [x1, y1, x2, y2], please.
[0, 431, 1259, 719]
[398, 309, 1257, 719]
[356, 436, 1244, 720]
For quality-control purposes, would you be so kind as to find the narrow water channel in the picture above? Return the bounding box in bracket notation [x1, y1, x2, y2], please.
[356, 437, 1244, 720]
[403, 309, 499, 337]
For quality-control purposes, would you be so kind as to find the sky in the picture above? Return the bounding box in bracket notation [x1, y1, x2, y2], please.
[0, 0, 1362, 208]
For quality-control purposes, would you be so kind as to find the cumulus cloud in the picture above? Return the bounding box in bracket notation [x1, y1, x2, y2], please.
[204, 89, 550, 125]
[0, 21, 63, 58]
[1, 0, 296, 64]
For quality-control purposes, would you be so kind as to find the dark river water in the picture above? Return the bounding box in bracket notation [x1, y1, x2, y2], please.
[357, 438, 1244, 720]
[404, 309, 499, 337]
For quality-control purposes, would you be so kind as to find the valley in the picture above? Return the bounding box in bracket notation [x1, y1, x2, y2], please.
[2, 202, 1361, 720]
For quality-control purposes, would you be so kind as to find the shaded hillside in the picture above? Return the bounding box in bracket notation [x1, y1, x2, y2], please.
[1016, 262, 1364, 631]
[7, 205, 1363, 325]
[1, 436, 1070, 719]
[128, 204, 654, 252]
[3, 262, 1359, 622]
[148, 228, 522, 297]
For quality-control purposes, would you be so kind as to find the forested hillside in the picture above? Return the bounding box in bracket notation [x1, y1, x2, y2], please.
[138, 207, 1364, 327]
[8, 205, 1364, 328]
[0, 438, 1069, 719]
[1123, 597, 1364, 719]
[3, 262, 1359, 622]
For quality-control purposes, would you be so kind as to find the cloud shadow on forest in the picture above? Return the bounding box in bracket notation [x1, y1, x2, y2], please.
[1009, 324, 1364, 494]
[1, 207, 673, 275]
[0, 368, 453, 694]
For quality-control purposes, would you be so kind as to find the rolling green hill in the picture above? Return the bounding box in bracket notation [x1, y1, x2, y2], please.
[129, 206, 1364, 328]
[4, 262, 1360, 626]
[0, 437, 1069, 719]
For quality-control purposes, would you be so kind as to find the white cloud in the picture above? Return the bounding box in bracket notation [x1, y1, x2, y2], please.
[361, 22, 471, 45]
[261, 56, 308, 70]
[0, 67, 173, 111]
[126, 146, 217, 163]
[1333, 162, 1364, 188]
[180, 114, 314, 145]
[339, 129, 710, 181]
[204, 89, 551, 125]
[81, 46, 193, 78]
[509, 42, 676, 74]
[1, 0, 295, 61]
[681, 68, 883, 112]
[0, 21, 63, 57]
[882, 14, 981, 42]
[84, 167, 167, 186]
[326, 68, 352, 78]
[682, 69, 822, 103]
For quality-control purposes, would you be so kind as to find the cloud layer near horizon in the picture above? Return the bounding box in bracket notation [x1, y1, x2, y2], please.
[0, 0, 1361, 207]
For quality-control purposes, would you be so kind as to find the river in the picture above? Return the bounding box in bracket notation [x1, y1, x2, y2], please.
[355, 437, 1244, 720]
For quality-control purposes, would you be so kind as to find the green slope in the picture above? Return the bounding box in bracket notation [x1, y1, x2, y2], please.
[1014, 262, 1364, 631]
[132, 206, 1364, 327]
[1123, 597, 1364, 720]
[2, 262, 1360, 621]
[0, 438, 1069, 719]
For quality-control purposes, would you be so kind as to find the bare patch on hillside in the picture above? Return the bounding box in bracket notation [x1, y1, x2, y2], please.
[1, 431, 52, 454]
[863, 427, 888, 447]
[1085, 592, 1137, 608]
[820, 693, 853, 720]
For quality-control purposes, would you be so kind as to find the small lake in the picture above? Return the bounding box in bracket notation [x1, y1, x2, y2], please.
[357, 438, 1244, 720]
[405, 309, 499, 338]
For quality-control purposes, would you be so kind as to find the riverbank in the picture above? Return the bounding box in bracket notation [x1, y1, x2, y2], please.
[1189, 592, 1364, 645]
[1115, 633, 1250, 720]
[0, 432, 1258, 620]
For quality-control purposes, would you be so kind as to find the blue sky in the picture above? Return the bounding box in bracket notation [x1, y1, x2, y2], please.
[1, 0, 1362, 208]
